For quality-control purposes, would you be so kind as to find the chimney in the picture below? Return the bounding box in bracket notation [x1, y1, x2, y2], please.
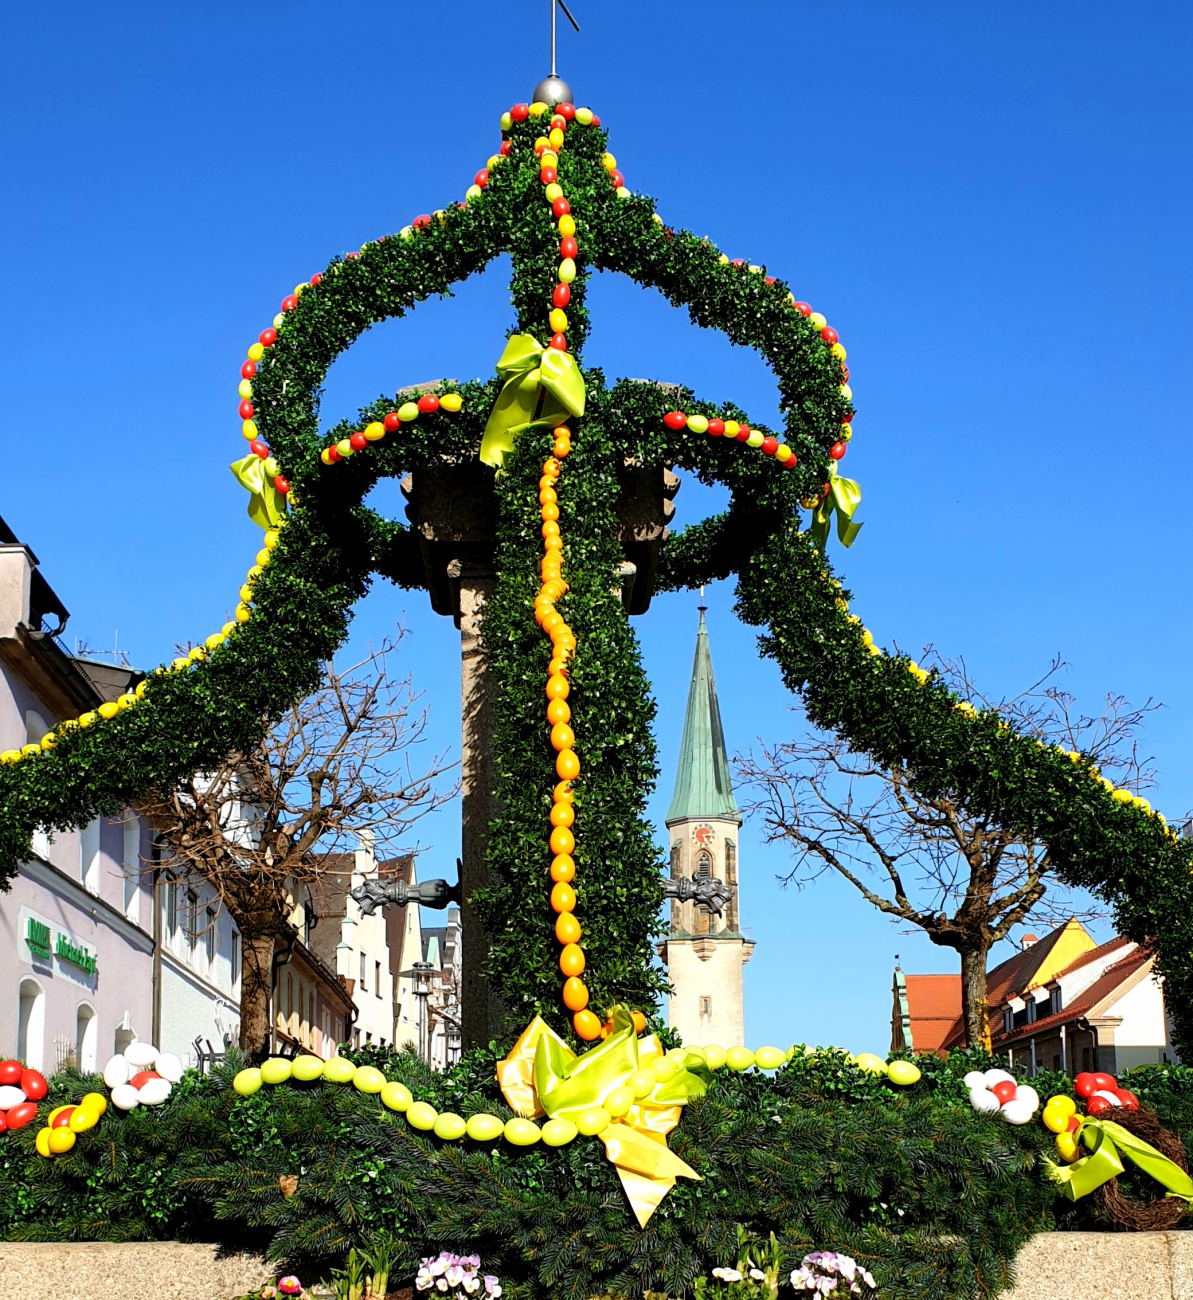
[1021, 934, 1039, 950]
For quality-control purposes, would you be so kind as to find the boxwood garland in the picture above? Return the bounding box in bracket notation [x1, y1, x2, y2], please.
[1, 104, 1191, 1054]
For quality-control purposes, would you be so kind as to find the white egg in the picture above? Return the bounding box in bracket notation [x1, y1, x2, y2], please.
[136, 1077, 172, 1106]
[1015, 1086, 1040, 1112]
[123, 1041, 159, 1068]
[1001, 1097, 1037, 1125]
[1092, 1089, 1122, 1106]
[983, 1068, 1016, 1087]
[969, 1087, 1002, 1114]
[154, 1053, 184, 1084]
[109, 1083, 140, 1111]
[962, 1071, 987, 1090]
[102, 1055, 131, 1089]
[0, 1085, 27, 1110]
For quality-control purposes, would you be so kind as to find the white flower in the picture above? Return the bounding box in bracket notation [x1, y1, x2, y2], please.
[463, 1278, 480, 1293]
[861, 1271, 876, 1290]
[446, 1267, 465, 1288]
[437, 1280, 449, 1292]
[749, 1270, 766, 1283]
[721, 1270, 743, 1283]
[837, 1257, 857, 1283]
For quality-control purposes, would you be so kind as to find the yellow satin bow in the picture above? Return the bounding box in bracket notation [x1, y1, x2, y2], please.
[479, 333, 586, 469]
[1048, 1117, 1193, 1203]
[497, 1008, 704, 1226]
[810, 465, 862, 550]
[230, 454, 288, 529]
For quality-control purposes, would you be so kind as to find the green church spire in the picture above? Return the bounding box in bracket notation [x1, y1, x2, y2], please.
[665, 605, 740, 825]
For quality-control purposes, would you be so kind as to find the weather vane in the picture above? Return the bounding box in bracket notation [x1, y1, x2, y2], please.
[533, 0, 580, 106]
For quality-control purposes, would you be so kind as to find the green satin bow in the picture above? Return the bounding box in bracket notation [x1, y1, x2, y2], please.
[230, 454, 288, 529]
[1048, 1118, 1193, 1203]
[479, 333, 586, 468]
[533, 1006, 706, 1121]
[810, 466, 863, 550]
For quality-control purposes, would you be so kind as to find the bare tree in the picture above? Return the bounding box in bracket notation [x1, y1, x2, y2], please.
[736, 653, 1160, 1051]
[138, 638, 456, 1055]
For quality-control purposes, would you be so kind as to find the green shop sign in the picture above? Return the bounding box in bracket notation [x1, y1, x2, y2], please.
[25, 917, 51, 959]
[55, 933, 97, 978]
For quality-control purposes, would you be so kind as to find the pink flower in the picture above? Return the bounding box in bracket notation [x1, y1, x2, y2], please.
[278, 1278, 303, 1297]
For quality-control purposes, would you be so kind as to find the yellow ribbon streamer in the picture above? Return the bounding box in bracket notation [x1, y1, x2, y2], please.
[497, 1008, 703, 1226]
[479, 334, 586, 469]
[1048, 1118, 1193, 1203]
[230, 454, 288, 529]
[810, 465, 862, 550]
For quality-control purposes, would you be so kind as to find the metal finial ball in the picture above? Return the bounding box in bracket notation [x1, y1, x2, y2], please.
[533, 74, 573, 107]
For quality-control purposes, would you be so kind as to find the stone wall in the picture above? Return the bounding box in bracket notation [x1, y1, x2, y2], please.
[1005, 1232, 1191, 1300]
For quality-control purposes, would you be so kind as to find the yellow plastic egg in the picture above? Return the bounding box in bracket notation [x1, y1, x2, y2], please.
[559, 258, 577, 284]
[439, 392, 463, 412]
[809, 312, 827, 331]
[1042, 1105, 1069, 1134]
[549, 308, 568, 333]
[702, 1045, 727, 1071]
[290, 1055, 324, 1082]
[433, 1112, 467, 1140]
[853, 1053, 889, 1076]
[352, 1066, 386, 1094]
[575, 1107, 611, 1136]
[541, 1117, 579, 1146]
[364, 421, 386, 441]
[686, 414, 709, 434]
[726, 1047, 755, 1072]
[886, 1060, 922, 1087]
[1055, 1131, 1080, 1163]
[98, 702, 120, 721]
[503, 1117, 541, 1146]
[629, 1068, 655, 1098]
[397, 401, 420, 422]
[545, 183, 563, 202]
[1047, 1094, 1077, 1117]
[465, 1112, 505, 1141]
[406, 1102, 438, 1131]
[652, 1055, 680, 1082]
[380, 1081, 413, 1112]
[753, 1046, 786, 1072]
[68, 1105, 100, 1133]
[558, 214, 576, 238]
[259, 1057, 292, 1085]
[500, 112, 512, 130]
[322, 1057, 356, 1084]
[248, 343, 265, 362]
[35, 1128, 53, 1158]
[233, 1068, 263, 1096]
[602, 152, 616, 171]
[549, 127, 564, 149]
[575, 107, 593, 125]
[604, 1086, 634, 1117]
[81, 1092, 108, 1116]
[48, 1127, 76, 1154]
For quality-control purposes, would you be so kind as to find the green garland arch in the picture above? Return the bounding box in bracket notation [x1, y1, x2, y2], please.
[2, 104, 1191, 1054]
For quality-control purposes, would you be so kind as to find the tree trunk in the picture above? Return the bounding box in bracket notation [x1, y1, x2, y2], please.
[239, 931, 276, 1058]
[960, 947, 992, 1051]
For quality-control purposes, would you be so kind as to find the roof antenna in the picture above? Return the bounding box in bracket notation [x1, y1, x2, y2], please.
[533, 0, 580, 107]
[698, 584, 707, 614]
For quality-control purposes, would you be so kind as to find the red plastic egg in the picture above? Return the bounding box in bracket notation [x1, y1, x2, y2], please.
[843, 411, 855, 423]
[239, 400, 254, 420]
[609, 170, 624, 189]
[500, 140, 511, 156]
[557, 103, 576, 120]
[20, 1070, 47, 1101]
[417, 394, 440, 413]
[52, 1106, 76, 1128]
[540, 167, 557, 185]
[663, 411, 687, 430]
[274, 476, 290, 494]
[783, 454, 798, 469]
[412, 214, 431, 229]
[511, 103, 529, 122]
[830, 442, 847, 460]
[707, 419, 725, 437]
[761, 437, 779, 456]
[1092, 1072, 1117, 1092]
[130, 1071, 161, 1090]
[349, 433, 367, 451]
[5, 1102, 37, 1130]
[249, 440, 270, 459]
[1067, 1115, 1081, 1132]
[1115, 1089, 1140, 1111]
[991, 1080, 1017, 1105]
[765, 276, 776, 286]
[327, 446, 342, 463]
[735, 425, 751, 442]
[1086, 1095, 1113, 1117]
[821, 326, 839, 345]
[549, 333, 567, 351]
[475, 169, 489, 188]
[793, 302, 812, 316]
[346, 252, 360, 261]
[0, 1061, 22, 1087]
[1074, 1072, 1098, 1098]
[590, 114, 600, 126]
[383, 412, 401, 432]
[259, 328, 277, 347]
[310, 273, 323, 286]
[241, 361, 257, 379]
[560, 236, 578, 259]
[553, 283, 571, 308]
[281, 295, 298, 312]
[552, 197, 571, 217]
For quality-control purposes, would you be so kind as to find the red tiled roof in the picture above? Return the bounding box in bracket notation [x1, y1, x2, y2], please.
[993, 948, 1153, 1047]
[903, 975, 963, 1054]
[984, 926, 1069, 1005]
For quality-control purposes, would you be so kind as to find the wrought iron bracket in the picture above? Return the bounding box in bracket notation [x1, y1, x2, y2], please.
[661, 875, 731, 916]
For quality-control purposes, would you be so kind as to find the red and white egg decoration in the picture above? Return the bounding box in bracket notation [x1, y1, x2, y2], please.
[1075, 1070, 1139, 1116]
[103, 1042, 183, 1110]
[964, 1069, 1041, 1125]
[0, 1059, 48, 1133]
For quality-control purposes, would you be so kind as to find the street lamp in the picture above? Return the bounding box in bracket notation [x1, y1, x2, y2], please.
[399, 961, 434, 1062]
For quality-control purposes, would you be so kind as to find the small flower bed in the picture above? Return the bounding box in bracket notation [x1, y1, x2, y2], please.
[416, 1252, 503, 1299]
[790, 1252, 877, 1297]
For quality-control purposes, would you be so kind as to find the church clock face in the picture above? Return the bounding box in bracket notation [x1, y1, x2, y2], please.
[692, 825, 715, 847]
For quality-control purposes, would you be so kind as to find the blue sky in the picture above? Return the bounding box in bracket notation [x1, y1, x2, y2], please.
[3, 1, 1190, 1052]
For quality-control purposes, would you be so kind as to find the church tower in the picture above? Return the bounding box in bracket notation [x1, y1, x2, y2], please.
[658, 605, 754, 1047]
